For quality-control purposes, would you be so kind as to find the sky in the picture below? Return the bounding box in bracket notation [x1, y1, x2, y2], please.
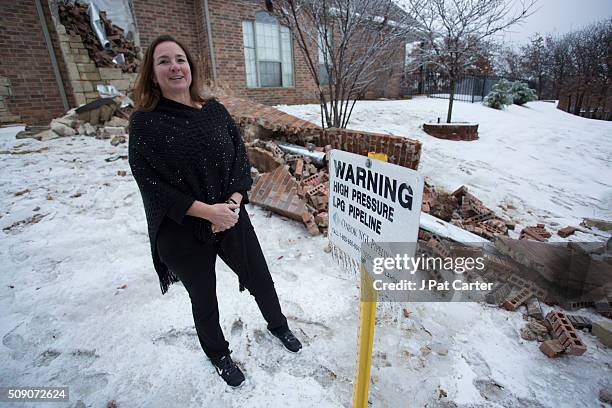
[501, 0, 612, 46]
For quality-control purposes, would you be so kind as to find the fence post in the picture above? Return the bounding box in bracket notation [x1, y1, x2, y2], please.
[471, 77, 476, 103]
[482, 77, 487, 101]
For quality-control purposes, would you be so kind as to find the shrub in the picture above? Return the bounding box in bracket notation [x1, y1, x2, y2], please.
[510, 81, 538, 105]
[483, 79, 514, 109]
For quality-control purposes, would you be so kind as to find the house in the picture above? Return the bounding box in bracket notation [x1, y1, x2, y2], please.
[0, 0, 408, 126]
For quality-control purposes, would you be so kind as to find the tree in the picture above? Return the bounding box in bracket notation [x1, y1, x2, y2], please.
[270, 0, 414, 128]
[509, 81, 537, 105]
[403, 0, 536, 122]
[483, 79, 513, 109]
[521, 34, 548, 97]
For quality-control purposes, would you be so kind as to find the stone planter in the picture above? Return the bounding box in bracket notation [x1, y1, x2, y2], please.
[423, 122, 479, 141]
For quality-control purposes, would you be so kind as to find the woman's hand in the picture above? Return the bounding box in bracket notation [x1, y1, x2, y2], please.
[204, 203, 240, 230]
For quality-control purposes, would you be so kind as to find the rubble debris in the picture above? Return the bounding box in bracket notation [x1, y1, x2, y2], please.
[2, 213, 46, 232]
[110, 135, 126, 146]
[75, 97, 118, 125]
[526, 297, 544, 320]
[519, 224, 552, 241]
[581, 218, 612, 232]
[250, 165, 308, 224]
[546, 310, 587, 356]
[539, 339, 565, 358]
[566, 314, 592, 332]
[246, 146, 284, 173]
[14, 188, 30, 196]
[104, 154, 127, 162]
[600, 388, 612, 405]
[1, 146, 49, 155]
[485, 282, 512, 305]
[520, 326, 538, 341]
[527, 320, 550, 340]
[592, 320, 612, 348]
[502, 288, 534, 311]
[51, 119, 76, 137]
[277, 141, 326, 166]
[58, 2, 140, 73]
[557, 226, 577, 238]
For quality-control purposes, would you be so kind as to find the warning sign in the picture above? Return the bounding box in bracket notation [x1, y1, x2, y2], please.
[328, 149, 424, 262]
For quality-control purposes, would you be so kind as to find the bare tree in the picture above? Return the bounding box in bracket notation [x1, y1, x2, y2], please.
[522, 34, 547, 96]
[403, 0, 536, 123]
[270, 0, 414, 128]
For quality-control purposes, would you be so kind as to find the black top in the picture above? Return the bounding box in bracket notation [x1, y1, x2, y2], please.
[128, 96, 252, 294]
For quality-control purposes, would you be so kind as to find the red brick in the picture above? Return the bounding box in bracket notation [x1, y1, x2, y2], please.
[539, 339, 565, 358]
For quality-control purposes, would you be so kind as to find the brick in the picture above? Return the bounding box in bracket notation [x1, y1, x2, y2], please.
[546, 310, 587, 356]
[557, 226, 577, 237]
[76, 63, 97, 73]
[526, 297, 544, 320]
[566, 314, 592, 332]
[250, 165, 307, 222]
[66, 63, 80, 80]
[539, 339, 564, 358]
[519, 225, 551, 241]
[110, 79, 131, 91]
[71, 80, 94, 93]
[485, 282, 512, 305]
[502, 288, 533, 311]
[99, 68, 123, 80]
[80, 72, 101, 81]
[73, 54, 93, 63]
[247, 146, 283, 173]
[592, 320, 612, 348]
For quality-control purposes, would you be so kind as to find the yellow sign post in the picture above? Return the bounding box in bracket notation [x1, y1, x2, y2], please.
[351, 152, 388, 408]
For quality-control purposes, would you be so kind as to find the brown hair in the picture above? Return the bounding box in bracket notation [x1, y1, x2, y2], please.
[133, 35, 212, 111]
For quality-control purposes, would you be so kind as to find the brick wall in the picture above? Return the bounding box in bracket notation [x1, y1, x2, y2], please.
[206, 0, 319, 105]
[55, 25, 138, 106]
[132, 0, 205, 69]
[0, 0, 69, 125]
[220, 94, 421, 170]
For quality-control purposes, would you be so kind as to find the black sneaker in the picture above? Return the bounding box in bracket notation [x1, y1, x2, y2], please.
[211, 351, 245, 387]
[270, 328, 302, 352]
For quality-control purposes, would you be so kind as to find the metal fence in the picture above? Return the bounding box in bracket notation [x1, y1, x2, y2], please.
[402, 71, 534, 103]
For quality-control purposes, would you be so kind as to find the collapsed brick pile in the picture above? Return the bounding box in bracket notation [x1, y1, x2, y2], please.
[413, 230, 608, 359]
[16, 98, 130, 146]
[58, 1, 140, 73]
[423, 184, 513, 240]
[423, 183, 575, 242]
[247, 139, 331, 235]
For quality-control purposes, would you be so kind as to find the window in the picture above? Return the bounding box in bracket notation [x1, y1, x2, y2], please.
[318, 29, 332, 86]
[242, 11, 294, 88]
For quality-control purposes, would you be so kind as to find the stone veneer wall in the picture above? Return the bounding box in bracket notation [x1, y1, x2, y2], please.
[54, 23, 138, 106]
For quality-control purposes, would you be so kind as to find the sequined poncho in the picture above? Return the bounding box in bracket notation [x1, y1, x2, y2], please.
[128, 96, 253, 294]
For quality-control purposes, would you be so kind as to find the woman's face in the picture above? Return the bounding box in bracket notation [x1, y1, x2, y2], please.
[152, 41, 192, 98]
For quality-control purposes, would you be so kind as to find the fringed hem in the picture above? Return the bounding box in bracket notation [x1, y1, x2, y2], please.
[158, 268, 181, 295]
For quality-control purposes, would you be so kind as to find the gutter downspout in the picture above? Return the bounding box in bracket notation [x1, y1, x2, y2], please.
[35, 0, 70, 111]
[203, 0, 217, 82]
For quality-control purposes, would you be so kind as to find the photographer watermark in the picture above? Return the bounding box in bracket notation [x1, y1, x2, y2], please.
[361, 241, 494, 302]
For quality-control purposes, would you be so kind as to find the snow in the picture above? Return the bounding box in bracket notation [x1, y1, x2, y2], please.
[278, 98, 612, 242]
[1, 97, 611, 408]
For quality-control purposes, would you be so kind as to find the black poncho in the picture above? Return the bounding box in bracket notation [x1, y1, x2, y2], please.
[128, 97, 253, 294]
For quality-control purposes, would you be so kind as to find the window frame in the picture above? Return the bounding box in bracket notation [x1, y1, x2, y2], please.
[242, 13, 295, 89]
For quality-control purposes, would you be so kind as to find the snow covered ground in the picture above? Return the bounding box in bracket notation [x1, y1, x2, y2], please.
[1, 97, 611, 408]
[278, 98, 612, 242]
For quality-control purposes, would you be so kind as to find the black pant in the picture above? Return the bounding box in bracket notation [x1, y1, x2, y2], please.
[156, 205, 288, 361]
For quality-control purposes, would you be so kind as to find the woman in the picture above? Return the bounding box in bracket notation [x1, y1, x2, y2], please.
[128, 35, 301, 388]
